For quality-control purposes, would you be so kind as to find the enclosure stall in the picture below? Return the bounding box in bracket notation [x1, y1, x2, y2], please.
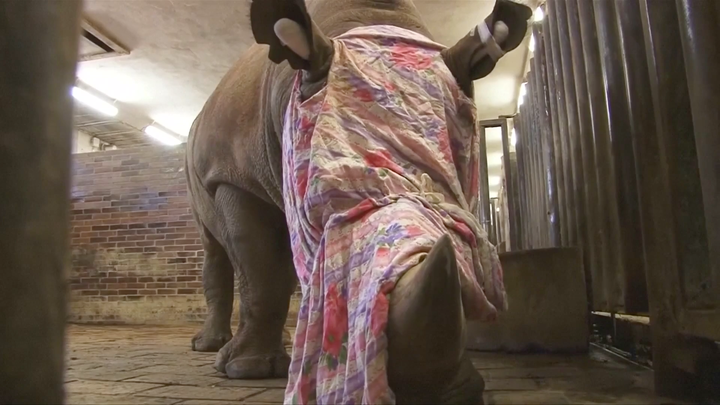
[505, 0, 720, 400]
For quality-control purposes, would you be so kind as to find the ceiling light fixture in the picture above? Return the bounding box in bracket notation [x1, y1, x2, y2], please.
[534, 6, 545, 22]
[71, 86, 118, 116]
[144, 125, 182, 146]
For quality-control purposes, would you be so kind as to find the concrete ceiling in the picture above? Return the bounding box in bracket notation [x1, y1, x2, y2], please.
[76, 0, 539, 197]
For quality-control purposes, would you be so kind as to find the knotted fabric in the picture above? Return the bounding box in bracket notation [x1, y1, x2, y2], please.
[281, 25, 506, 405]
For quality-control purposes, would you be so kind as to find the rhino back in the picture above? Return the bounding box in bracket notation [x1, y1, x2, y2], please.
[187, 0, 431, 211]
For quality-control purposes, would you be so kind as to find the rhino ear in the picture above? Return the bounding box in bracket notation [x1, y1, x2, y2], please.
[250, 0, 333, 76]
[442, 0, 533, 96]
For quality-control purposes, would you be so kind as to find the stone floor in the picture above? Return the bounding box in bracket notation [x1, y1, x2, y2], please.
[65, 324, 684, 404]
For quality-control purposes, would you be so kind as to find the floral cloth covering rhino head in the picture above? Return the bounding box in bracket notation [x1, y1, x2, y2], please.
[282, 25, 506, 405]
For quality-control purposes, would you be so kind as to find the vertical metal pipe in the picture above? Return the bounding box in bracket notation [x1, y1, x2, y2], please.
[517, 112, 528, 249]
[675, 0, 720, 304]
[577, 0, 621, 311]
[638, 0, 713, 397]
[547, 0, 577, 248]
[566, 0, 601, 311]
[594, 0, 647, 312]
[478, 126, 491, 236]
[528, 68, 544, 247]
[613, 0, 656, 312]
[489, 198, 498, 245]
[555, 0, 590, 299]
[534, 22, 561, 247]
[542, 11, 568, 247]
[501, 120, 521, 250]
[528, 78, 539, 247]
[522, 98, 536, 248]
[525, 78, 539, 249]
[0, 1, 82, 403]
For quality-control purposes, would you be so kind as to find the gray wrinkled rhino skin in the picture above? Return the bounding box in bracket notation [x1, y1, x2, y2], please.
[185, 0, 531, 402]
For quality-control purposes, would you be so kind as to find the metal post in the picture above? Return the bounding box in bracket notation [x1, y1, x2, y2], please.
[547, 0, 577, 248]
[555, 0, 591, 304]
[541, 14, 567, 247]
[566, 0, 601, 312]
[478, 126, 491, 236]
[0, 1, 82, 403]
[577, 0, 622, 311]
[639, 0, 718, 398]
[528, 68, 546, 247]
[513, 111, 531, 250]
[613, 0, 657, 313]
[675, 0, 720, 307]
[594, 0, 647, 313]
[534, 22, 561, 247]
[501, 120, 521, 251]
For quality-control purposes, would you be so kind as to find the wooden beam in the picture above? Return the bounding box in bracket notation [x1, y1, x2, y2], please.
[0, 1, 82, 403]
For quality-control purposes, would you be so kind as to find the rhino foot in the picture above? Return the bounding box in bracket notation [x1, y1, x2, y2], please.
[191, 326, 232, 352]
[214, 337, 290, 379]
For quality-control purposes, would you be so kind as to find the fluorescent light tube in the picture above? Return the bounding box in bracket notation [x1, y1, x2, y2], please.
[144, 125, 182, 146]
[72, 86, 118, 116]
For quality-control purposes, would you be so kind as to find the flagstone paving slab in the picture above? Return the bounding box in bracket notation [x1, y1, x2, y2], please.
[64, 324, 685, 405]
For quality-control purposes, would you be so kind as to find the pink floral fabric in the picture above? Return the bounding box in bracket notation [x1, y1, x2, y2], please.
[282, 25, 506, 405]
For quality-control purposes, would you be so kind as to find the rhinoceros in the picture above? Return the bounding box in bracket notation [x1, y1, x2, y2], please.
[186, 0, 531, 402]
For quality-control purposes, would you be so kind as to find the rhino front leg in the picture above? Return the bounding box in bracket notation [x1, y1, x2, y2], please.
[191, 219, 234, 352]
[213, 184, 296, 379]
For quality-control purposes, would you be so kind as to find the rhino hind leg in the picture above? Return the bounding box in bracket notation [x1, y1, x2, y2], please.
[388, 234, 485, 404]
[191, 219, 234, 352]
[211, 184, 297, 379]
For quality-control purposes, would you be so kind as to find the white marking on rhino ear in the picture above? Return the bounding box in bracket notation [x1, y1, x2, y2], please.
[493, 21, 509, 45]
[274, 18, 311, 60]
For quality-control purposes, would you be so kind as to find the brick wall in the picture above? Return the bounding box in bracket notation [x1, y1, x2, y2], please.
[69, 144, 300, 326]
[68, 145, 212, 324]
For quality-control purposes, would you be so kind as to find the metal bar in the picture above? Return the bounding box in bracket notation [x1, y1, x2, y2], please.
[542, 11, 568, 247]
[555, 0, 589, 292]
[489, 198, 498, 245]
[478, 125, 491, 235]
[566, 0, 602, 311]
[515, 113, 528, 250]
[675, 0, 720, 306]
[0, 1, 82, 403]
[638, 0, 719, 397]
[523, 99, 536, 248]
[613, 0, 657, 313]
[528, 67, 544, 247]
[578, 0, 622, 311]
[501, 119, 521, 250]
[547, 0, 577, 248]
[532, 68, 549, 248]
[594, 0, 647, 313]
[534, 22, 561, 247]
